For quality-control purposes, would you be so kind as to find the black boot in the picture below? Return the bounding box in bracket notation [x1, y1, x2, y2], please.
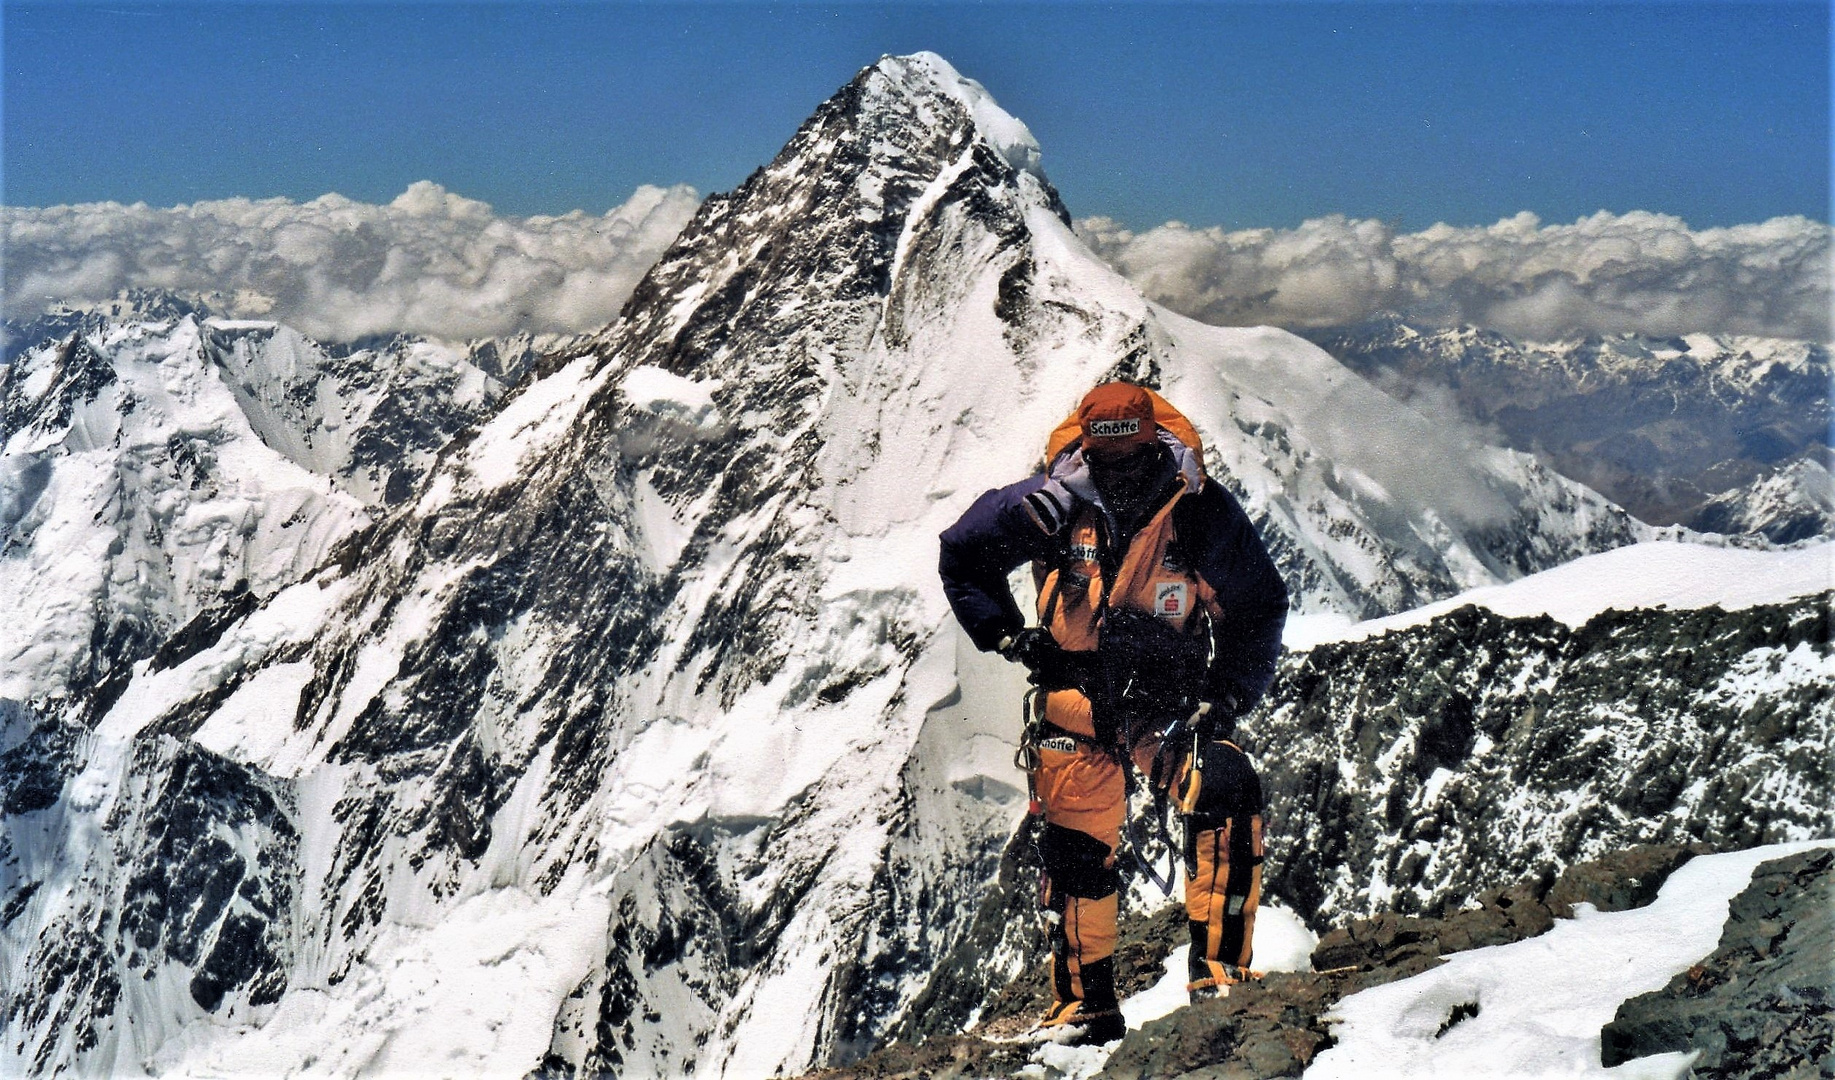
[1067, 1010, 1126, 1047]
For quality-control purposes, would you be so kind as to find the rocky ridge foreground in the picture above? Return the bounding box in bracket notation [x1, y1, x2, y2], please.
[902, 587, 1833, 1036]
[1602, 846, 1834, 1079]
[807, 844, 1759, 1079]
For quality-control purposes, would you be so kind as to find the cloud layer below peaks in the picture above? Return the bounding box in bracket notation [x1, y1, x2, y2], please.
[1077, 211, 1830, 343]
[3, 182, 701, 343]
[5, 186, 1827, 345]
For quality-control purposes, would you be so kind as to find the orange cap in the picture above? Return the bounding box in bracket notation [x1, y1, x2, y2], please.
[1077, 382, 1157, 452]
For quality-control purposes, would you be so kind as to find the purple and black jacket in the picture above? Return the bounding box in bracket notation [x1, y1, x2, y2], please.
[937, 444, 1290, 715]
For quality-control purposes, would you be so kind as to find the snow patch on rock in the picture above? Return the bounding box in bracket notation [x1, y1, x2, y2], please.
[1308, 840, 1835, 1080]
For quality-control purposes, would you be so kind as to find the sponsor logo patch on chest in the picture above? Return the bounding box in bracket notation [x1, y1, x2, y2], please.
[1154, 581, 1188, 617]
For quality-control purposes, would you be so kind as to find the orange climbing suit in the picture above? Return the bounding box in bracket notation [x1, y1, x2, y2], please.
[1030, 486, 1266, 1026]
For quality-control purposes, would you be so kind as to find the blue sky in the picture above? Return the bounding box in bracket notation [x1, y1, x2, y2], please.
[3, 1, 1828, 230]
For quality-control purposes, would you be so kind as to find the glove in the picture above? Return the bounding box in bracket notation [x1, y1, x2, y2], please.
[997, 627, 1058, 671]
[1021, 452, 1097, 536]
[1021, 479, 1075, 536]
[1148, 697, 1234, 791]
[999, 628, 1092, 690]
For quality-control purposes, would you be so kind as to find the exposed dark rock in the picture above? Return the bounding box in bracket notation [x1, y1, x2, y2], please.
[1600, 847, 1834, 1077]
[0, 881, 41, 928]
[1, 332, 118, 440]
[1258, 596, 1831, 927]
[816, 841, 1716, 1080]
[1543, 842, 1715, 918]
[0, 716, 82, 816]
[1099, 974, 1341, 1080]
[896, 822, 1047, 1039]
[1311, 843, 1713, 975]
[145, 583, 262, 673]
[805, 1033, 1037, 1080]
[2, 736, 298, 1065]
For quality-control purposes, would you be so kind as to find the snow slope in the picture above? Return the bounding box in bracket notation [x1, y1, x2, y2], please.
[1306, 840, 1835, 1080]
[1287, 539, 1834, 649]
[204, 319, 506, 506]
[0, 317, 366, 702]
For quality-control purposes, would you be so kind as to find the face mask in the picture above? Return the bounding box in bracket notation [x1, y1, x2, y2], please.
[1087, 442, 1157, 476]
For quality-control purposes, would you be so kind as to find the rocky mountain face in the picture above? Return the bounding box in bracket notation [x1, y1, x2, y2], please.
[0, 305, 507, 708]
[203, 321, 508, 507]
[1256, 593, 1830, 926]
[1303, 315, 1832, 541]
[1691, 457, 1834, 545]
[0, 53, 1784, 1078]
[0, 302, 513, 1075]
[5, 290, 528, 501]
[1, 317, 361, 709]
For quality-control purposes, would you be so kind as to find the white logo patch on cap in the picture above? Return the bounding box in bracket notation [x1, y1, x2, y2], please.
[1155, 582, 1188, 617]
[1088, 418, 1142, 438]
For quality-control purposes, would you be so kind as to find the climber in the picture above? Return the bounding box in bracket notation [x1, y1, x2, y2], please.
[938, 381, 1288, 1046]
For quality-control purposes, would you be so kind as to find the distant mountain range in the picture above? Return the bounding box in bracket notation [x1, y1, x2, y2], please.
[1303, 315, 1831, 543]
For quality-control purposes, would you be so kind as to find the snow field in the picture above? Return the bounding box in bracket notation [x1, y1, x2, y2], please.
[154, 872, 614, 1079]
[443, 354, 612, 496]
[1121, 903, 1320, 1030]
[891, 53, 1044, 179]
[1287, 539, 1835, 650]
[619, 364, 725, 431]
[1304, 840, 1835, 1079]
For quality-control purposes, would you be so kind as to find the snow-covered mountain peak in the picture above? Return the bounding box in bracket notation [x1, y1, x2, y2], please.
[871, 51, 1045, 179]
[0, 315, 367, 704]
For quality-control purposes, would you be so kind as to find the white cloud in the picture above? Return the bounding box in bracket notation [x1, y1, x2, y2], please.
[8, 187, 1824, 344]
[1078, 210, 1832, 341]
[3, 182, 701, 342]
